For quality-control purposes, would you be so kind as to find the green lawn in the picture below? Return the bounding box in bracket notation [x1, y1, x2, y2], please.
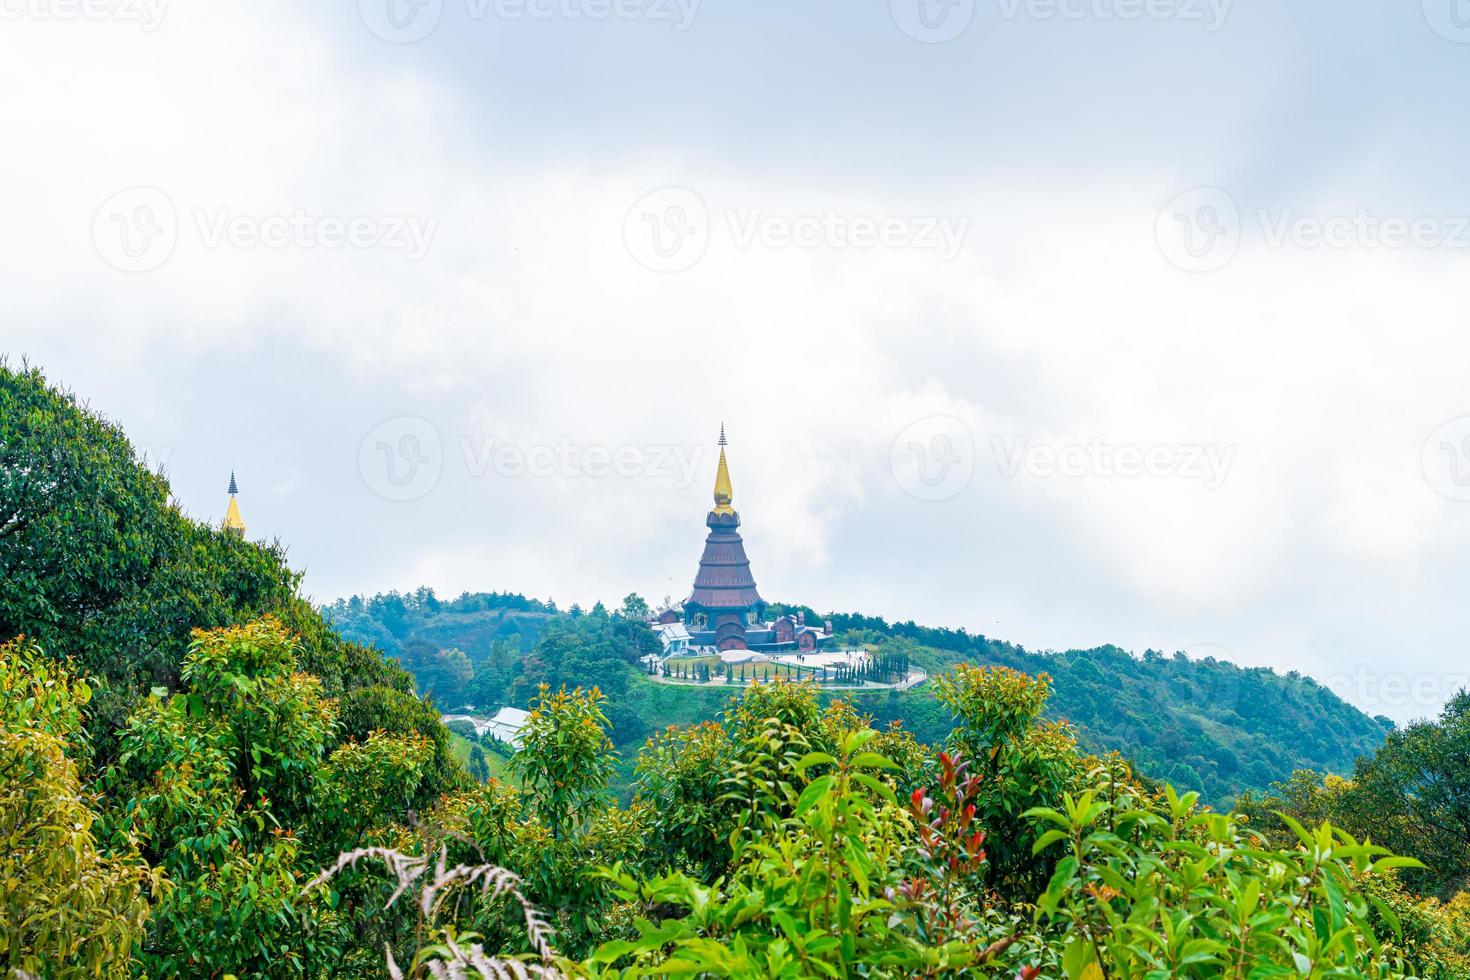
[448, 732, 510, 780]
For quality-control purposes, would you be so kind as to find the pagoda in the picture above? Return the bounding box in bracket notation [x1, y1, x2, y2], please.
[657, 427, 831, 654]
[223, 471, 246, 538]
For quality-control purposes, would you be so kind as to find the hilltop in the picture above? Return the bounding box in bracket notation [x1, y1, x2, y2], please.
[325, 589, 1393, 806]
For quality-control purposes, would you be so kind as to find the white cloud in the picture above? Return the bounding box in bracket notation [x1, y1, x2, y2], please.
[4, 1, 1468, 724]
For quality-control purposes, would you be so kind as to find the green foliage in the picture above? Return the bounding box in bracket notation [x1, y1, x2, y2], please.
[1238, 690, 1470, 901]
[635, 720, 738, 879]
[586, 730, 1004, 978]
[935, 665, 1086, 893]
[0, 362, 428, 782]
[827, 610, 1394, 806]
[310, 729, 434, 858]
[102, 619, 348, 975]
[6, 621, 1468, 980]
[468, 743, 491, 782]
[0, 639, 155, 978]
[398, 640, 473, 704]
[88, 618, 444, 976]
[330, 584, 1392, 808]
[336, 683, 466, 804]
[510, 685, 618, 840]
[423, 728, 650, 956]
[574, 675, 1460, 979]
[1027, 783, 1431, 977]
[181, 618, 337, 819]
[145, 833, 342, 977]
[6, 366, 1466, 977]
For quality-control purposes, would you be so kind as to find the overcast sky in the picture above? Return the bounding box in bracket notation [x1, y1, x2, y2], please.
[5, 0, 1469, 723]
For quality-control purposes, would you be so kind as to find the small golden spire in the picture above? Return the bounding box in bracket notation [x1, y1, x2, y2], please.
[224, 471, 246, 538]
[712, 427, 735, 515]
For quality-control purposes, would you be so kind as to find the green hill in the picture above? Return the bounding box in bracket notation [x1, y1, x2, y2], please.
[325, 591, 1394, 807]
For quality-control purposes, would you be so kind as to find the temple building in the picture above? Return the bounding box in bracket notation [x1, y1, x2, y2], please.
[655, 427, 831, 654]
[224, 471, 246, 538]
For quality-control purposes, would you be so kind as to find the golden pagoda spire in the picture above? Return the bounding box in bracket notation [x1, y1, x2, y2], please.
[223, 471, 246, 538]
[712, 424, 735, 515]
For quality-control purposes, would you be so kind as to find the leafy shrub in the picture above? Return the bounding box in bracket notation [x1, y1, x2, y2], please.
[0, 639, 155, 978]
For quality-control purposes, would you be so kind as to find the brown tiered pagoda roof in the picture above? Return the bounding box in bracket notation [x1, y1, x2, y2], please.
[685, 428, 764, 613]
[688, 512, 763, 609]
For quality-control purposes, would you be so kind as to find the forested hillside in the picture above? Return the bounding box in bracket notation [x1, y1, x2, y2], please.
[1, 362, 469, 973]
[9, 360, 1469, 978]
[326, 590, 1393, 806]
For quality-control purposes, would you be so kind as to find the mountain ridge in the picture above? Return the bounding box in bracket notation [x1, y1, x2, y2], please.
[324, 589, 1393, 806]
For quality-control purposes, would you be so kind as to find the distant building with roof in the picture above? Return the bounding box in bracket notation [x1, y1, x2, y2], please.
[652, 621, 692, 658]
[654, 427, 832, 654]
[482, 706, 531, 746]
[444, 706, 532, 747]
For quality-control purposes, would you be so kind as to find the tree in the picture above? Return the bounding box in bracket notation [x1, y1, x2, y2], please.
[594, 730, 1004, 977]
[468, 744, 491, 782]
[466, 637, 520, 709]
[103, 618, 423, 976]
[398, 642, 472, 704]
[1355, 691, 1470, 896]
[0, 362, 422, 774]
[1242, 691, 1470, 899]
[934, 664, 1084, 893]
[508, 685, 617, 840]
[1, 639, 154, 977]
[310, 729, 433, 857]
[620, 593, 650, 621]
